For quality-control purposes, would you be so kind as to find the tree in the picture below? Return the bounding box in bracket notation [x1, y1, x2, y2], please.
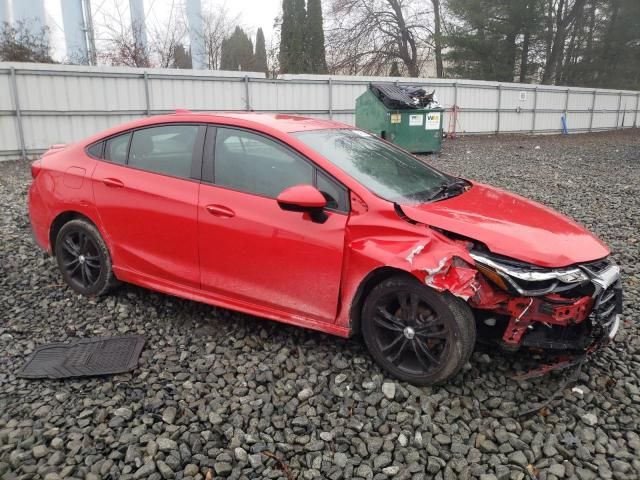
[0, 21, 54, 63]
[540, 0, 587, 84]
[97, 2, 151, 67]
[326, 0, 430, 76]
[431, 0, 444, 77]
[199, 3, 238, 70]
[305, 0, 328, 73]
[172, 44, 192, 69]
[280, 0, 307, 73]
[254, 28, 268, 74]
[388, 60, 401, 76]
[221, 26, 254, 71]
[561, 0, 640, 90]
[445, 0, 545, 82]
[147, 2, 189, 68]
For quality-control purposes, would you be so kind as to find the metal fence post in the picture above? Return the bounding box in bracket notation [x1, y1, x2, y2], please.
[9, 67, 27, 161]
[531, 86, 538, 133]
[615, 92, 622, 129]
[496, 84, 502, 134]
[244, 76, 251, 111]
[589, 90, 597, 132]
[635, 93, 639, 128]
[143, 71, 151, 116]
[328, 78, 333, 120]
[563, 88, 570, 133]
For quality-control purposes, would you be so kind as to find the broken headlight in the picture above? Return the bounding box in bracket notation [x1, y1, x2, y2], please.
[470, 251, 589, 296]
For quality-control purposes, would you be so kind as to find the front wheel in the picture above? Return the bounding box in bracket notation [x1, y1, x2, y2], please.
[54, 219, 117, 296]
[361, 275, 476, 386]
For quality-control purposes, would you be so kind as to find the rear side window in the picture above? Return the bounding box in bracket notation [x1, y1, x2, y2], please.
[214, 128, 313, 198]
[87, 141, 104, 159]
[105, 133, 131, 164]
[128, 125, 198, 178]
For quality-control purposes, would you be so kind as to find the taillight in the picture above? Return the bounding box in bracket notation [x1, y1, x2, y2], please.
[31, 159, 43, 179]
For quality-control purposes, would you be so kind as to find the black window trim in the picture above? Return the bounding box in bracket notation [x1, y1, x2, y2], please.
[203, 124, 350, 214]
[86, 122, 207, 183]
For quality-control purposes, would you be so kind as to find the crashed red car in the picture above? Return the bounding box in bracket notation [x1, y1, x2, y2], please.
[28, 112, 622, 385]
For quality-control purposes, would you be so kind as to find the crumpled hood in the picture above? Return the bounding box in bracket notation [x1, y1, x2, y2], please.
[401, 182, 610, 268]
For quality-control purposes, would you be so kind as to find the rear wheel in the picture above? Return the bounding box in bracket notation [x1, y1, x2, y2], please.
[361, 275, 476, 385]
[54, 219, 116, 296]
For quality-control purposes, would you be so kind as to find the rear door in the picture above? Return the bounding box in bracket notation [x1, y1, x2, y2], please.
[197, 126, 349, 323]
[91, 124, 205, 288]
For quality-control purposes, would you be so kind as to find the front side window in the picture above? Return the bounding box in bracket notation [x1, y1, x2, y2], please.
[104, 133, 131, 164]
[214, 127, 313, 198]
[293, 129, 450, 204]
[128, 125, 198, 178]
[317, 170, 347, 211]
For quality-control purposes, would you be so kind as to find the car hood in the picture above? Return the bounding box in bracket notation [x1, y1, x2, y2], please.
[400, 182, 610, 268]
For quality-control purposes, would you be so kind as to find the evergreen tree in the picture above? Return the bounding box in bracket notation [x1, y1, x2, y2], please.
[279, 0, 307, 73]
[445, 0, 545, 82]
[304, 0, 327, 73]
[220, 26, 254, 71]
[172, 44, 192, 69]
[254, 28, 268, 75]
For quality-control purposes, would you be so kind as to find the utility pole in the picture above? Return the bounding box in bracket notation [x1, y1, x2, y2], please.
[82, 0, 97, 65]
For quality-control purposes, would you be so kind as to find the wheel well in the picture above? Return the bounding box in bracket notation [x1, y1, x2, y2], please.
[49, 211, 93, 255]
[349, 267, 416, 336]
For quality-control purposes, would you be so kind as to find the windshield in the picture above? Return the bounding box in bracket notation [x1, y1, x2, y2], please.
[293, 129, 452, 204]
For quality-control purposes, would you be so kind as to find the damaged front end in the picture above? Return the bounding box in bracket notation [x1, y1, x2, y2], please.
[467, 251, 622, 351]
[400, 229, 622, 353]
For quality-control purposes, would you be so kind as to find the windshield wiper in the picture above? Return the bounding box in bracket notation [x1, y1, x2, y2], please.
[427, 179, 468, 202]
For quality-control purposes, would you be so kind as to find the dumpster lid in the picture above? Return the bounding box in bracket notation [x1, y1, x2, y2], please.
[370, 83, 439, 110]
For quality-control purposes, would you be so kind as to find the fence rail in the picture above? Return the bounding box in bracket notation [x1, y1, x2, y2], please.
[1, 62, 638, 160]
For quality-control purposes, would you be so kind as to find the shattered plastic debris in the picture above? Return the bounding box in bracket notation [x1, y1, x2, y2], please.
[422, 256, 478, 301]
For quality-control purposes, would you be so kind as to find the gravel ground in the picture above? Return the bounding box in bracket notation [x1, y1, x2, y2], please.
[1, 129, 639, 480]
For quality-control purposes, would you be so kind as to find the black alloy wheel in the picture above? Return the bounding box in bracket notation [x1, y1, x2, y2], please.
[373, 290, 450, 373]
[59, 230, 102, 289]
[54, 219, 117, 296]
[362, 276, 476, 385]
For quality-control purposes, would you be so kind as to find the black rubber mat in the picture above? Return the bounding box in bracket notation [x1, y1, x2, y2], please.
[17, 335, 145, 379]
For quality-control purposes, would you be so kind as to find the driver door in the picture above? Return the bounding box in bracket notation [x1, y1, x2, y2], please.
[197, 126, 348, 323]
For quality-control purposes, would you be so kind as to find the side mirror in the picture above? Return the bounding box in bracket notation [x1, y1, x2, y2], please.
[277, 185, 328, 223]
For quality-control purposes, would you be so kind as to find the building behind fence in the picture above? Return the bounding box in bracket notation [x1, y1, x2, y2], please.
[1, 62, 639, 161]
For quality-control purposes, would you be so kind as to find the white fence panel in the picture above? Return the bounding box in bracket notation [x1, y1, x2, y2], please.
[0, 62, 638, 160]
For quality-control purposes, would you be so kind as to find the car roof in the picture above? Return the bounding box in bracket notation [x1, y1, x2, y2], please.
[173, 111, 351, 133]
[81, 112, 354, 148]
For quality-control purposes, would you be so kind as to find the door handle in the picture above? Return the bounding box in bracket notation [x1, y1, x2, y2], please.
[205, 204, 235, 218]
[102, 177, 124, 188]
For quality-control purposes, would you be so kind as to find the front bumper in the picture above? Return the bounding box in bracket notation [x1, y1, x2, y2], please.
[471, 258, 623, 350]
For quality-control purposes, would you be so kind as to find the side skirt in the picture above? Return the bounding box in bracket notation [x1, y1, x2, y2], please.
[113, 266, 351, 338]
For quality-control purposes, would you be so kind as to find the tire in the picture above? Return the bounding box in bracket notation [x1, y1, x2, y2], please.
[361, 275, 476, 386]
[54, 219, 117, 296]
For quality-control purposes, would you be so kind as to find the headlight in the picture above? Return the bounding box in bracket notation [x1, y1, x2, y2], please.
[470, 251, 589, 296]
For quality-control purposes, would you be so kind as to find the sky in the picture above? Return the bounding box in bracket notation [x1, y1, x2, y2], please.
[36, 0, 282, 61]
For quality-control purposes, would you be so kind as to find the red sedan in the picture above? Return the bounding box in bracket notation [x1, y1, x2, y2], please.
[28, 112, 622, 385]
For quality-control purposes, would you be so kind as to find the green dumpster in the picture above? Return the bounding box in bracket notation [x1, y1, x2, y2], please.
[355, 83, 444, 153]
